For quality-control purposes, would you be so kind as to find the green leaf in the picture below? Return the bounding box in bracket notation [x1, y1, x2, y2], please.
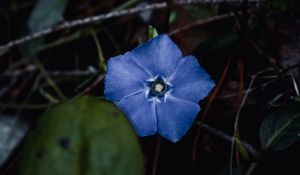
[24, 0, 69, 54]
[168, 10, 177, 24]
[260, 101, 300, 151]
[235, 137, 250, 160]
[18, 96, 144, 175]
[28, 0, 69, 33]
[148, 26, 158, 39]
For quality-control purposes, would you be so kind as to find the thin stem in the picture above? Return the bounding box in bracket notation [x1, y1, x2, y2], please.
[169, 12, 235, 36]
[90, 28, 107, 71]
[229, 75, 256, 175]
[192, 59, 232, 161]
[0, 102, 53, 110]
[198, 122, 257, 157]
[34, 58, 67, 101]
[152, 136, 162, 175]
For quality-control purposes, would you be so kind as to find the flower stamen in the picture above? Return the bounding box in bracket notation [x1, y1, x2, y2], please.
[147, 76, 171, 98]
[154, 83, 164, 93]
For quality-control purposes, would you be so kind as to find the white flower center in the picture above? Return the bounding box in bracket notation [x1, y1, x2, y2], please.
[154, 83, 164, 93]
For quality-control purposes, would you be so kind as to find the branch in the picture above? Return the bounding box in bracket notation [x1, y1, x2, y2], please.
[169, 12, 235, 36]
[229, 68, 270, 174]
[0, 0, 265, 51]
[199, 122, 258, 157]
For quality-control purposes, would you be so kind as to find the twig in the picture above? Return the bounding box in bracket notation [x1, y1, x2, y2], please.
[0, 77, 17, 99]
[0, 0, 265, 51]
[48, 69, 97, 77]
[0, 73, 35, 113]
[169, 12, 235, 36]
[216, 76, 279, 99]
[38, 88, 60, 103]
[0, 102, 53, 110]
[192, 59, 232, 161]
[232, 12, 279, 69]
[229, 68, 271, 175]
[90, 28, 107, 71]
[229, 75, 256, 175]
[34, 58, 67, 101]
[3, 67, 96, 78]
[79, 74, 104, 95]
[291, 75, 299, 96]
[199, 122, 258, 157]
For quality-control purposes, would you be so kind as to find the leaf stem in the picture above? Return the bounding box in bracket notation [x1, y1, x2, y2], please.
[90, 28, 107, 72]
[34, 58, 67, 101]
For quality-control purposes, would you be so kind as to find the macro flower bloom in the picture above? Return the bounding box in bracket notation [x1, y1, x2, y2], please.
[104, 34, 215, 142]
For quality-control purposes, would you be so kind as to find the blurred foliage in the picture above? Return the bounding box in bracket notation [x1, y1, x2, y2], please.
[18, 96, 144, 175]
[0, 116, 28, 166]
[24, 0, 69, 54]
[28, 0, 69, 33]
[260, 101, 300, 151]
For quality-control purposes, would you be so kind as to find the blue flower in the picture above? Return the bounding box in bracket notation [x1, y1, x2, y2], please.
[104, 34, 215, 142]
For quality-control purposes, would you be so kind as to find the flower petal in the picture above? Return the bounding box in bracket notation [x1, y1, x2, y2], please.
[168, 55, 215, 103]
[156, 96, 200, 142]
[129, 34, 182, 77]
[104, 52, 150, 102]
[117, 92, 157, 136]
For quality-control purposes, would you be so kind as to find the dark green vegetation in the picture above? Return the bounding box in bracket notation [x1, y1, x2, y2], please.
[1, 0, 300, 175]
[19, 96, 144, 175]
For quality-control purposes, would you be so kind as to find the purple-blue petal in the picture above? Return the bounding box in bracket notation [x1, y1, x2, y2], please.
[117, 92, 157, 136]
[129, 34, 182, 77]
[156, 96, 200, 142]
[104, 52, 150, 102]
[168, 55, 215, 103]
